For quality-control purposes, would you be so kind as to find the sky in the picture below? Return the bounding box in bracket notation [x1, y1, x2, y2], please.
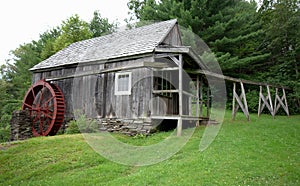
[0, 0, 129, 66]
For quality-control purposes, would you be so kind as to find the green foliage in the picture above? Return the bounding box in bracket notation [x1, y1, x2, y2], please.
[0, 114, 11, 142]
[65, 120, 80, 134]
[90, 10, 116, 37]
[258, 0, 300, 112]
[53, 14, 93, 52]
[0, 112, 299, 185]
[0, 11, 116, 142]
[128, 0, 300, 114]
[66, 114, 98, 134]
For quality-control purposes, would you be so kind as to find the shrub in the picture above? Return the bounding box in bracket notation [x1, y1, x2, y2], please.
[65, 114, 98, 134]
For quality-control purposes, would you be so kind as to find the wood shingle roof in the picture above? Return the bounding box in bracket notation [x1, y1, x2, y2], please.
[30, 19, 178, 71]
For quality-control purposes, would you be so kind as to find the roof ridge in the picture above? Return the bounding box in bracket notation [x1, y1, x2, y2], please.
[30, 19, 178, 71]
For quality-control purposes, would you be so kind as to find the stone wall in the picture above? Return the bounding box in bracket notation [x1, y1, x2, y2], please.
[10, 110, 32, 141]
[98, 118, 154, 136]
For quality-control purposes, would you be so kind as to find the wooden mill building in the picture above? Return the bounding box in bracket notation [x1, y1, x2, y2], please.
[29, 19, 212, 135]
[29, 19, 289, 136]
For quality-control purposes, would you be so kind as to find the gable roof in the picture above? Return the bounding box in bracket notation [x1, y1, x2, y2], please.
[30, 19, 178, 71]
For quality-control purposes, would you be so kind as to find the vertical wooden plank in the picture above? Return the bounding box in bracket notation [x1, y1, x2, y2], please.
[178, 54, 183, 136]
[178, 54, 183, 117]
[267, 85, 274, 117]
[258, 86, 262, 117]
[196, 75, 200, 118]
[274, 88, 279, 115]
[240, 82, 250, 121]
[206, 87, 210, 118]
[232, 82, 236, 120]
[200, 76, 203, 117]
[283, 88, 290, 116]
[177, 118, 182, 136]
[189, 96, 192, 116]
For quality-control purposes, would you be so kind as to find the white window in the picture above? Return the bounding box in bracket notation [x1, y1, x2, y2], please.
[115, 72, 132, 95]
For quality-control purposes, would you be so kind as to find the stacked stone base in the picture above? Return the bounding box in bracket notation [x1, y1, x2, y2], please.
[10, 110, 33, 141]
[98, 118, 154, 136]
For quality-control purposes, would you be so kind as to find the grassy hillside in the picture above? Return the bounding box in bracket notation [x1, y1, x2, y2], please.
[0, 112, 299, 185]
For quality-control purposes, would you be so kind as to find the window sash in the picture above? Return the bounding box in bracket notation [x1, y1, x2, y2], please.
[115, 72, 131, 95]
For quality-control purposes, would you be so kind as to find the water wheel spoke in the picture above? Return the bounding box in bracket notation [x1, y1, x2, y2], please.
[39, 120, 44, 135]
[22, 80, 65, 136]
[43, 96, 55, 107]
[23, 102, 33, 110]
[31, 88, 36, 99]
[43, 111, 54, 119]
[38, 84, 46, 106]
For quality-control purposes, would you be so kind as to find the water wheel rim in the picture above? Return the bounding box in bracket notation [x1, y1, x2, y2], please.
[22, 80, 64, 136]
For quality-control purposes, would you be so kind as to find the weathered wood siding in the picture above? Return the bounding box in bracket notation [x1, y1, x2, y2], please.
[162, 24, 182, 46]
[32, 56, 154, 120]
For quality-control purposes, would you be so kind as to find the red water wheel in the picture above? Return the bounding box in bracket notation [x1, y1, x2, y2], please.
[22, 80, 65, 136]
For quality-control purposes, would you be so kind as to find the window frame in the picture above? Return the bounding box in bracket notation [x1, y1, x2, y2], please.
[114, 72, 132, 95]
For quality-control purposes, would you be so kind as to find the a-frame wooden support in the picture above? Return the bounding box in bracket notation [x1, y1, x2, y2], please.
[232, 82, 250, 121]
[258, 85, 274, 117]
[258, 86, 289, 117]
[274, 88, 289, 116]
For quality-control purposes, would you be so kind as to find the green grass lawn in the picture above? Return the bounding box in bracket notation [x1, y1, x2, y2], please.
[0, 111, 299, 185]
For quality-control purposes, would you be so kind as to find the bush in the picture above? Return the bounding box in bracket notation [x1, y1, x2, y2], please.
[0, 114, 12, 142]
[65, 119, 80, 134]
[65, 114, 98, 134]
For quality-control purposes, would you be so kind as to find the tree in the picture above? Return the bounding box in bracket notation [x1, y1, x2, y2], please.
[0, 12, 118, 142]
[39, 27, 61, 59]
[53, 14, 93, 52]
[128, 0, 269, 79]
[90, 10, 116, 37]
[259, 0, 300, 111]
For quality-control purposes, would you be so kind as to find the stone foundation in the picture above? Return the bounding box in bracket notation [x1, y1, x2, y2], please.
[98, 118, 154, 136]
[10, 110, 33, 141]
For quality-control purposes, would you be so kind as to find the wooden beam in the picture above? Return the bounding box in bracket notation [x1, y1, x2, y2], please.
[155, 46, 190, 54]
[258, 86, 262, 117]
[187, 69, 290, 90]
[283, 88, 290, 116]
[206, 87, 210, 118]
[200, 76, 203, 118]
[153, 90, 178, 94]
[241, 82, 250, 121]
[259, 91, 272, 115]
[183, 90, 197, 98]
[46, 62, 169, 81]
[196, 75, 200, 120]
[267, 85, 274, 118]
[232, 82, 236, 120]
[177, 54, 183, 136]
[258, 85, 275, 117]
[153, 67, 179, 71]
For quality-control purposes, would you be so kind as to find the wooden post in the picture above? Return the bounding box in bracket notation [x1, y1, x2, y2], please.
[258, 86, 262, 117]
[283, 88, 289, 116]
[200, 76, 203, 117]
[274, 88, 290, 116]
[206, 87, 210, 118]
[177, 54, 183, 136]
[232, 82, 236, 120]
[258, 85, 276, 117]
[240, 82, 250, 121]
[267, 85, 274, 118]
[189, 96, 192, 116]
[196, 75, 200, 118]
[274, 88, 278, 115]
